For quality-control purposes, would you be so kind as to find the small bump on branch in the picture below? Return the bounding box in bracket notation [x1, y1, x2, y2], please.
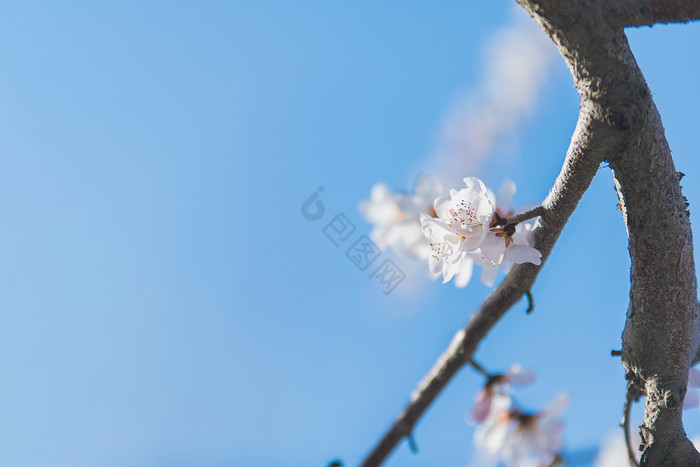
[525, 290, 534, 314]
[407, 433, 418, 454]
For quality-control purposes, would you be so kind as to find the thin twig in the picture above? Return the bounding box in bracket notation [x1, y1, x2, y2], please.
[407, 433, 418, 454]
[470, 359, 493, 378]
[498, 205, 546, 227]
[622, 388, 640, 467]
[547, 453, 564, 467]
[525, 290, 534, 314]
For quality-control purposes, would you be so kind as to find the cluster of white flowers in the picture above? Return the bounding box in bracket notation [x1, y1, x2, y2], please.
[473, 366, 700, 466]
[471, 364, 569, 467]
[360, 175, 542, 288]
[421, 176, 541, 286]
[359, 175, 446, 261]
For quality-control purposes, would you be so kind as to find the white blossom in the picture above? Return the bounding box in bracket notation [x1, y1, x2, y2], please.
[435, 177, 495, 251]
[472, 364, 536, 422]
[420, 214, 465, 283]
[421, 177, 495, 285]
[475, 394, 569, 467]
[475, 219, 542, 286]
[364, 175, 542, 288]
[359, 175, 446, 259]
[471, 180, 542, 286]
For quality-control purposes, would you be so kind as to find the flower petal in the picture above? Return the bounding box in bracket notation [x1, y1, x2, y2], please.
[369, 182, 391, 201]
[442, 258, 462, 283]
[463, 176, 488, 193]
[420, 214, 454, 242]
[501, 260, 514, 275]
[513, 220, 537, 247]
[471, 390, 492, 422]
[454, 254, 474, 288]
[480, 234, 506, 264]
[485, 187, 497, 209]
[541, 394, 571, 419]
[428, 255, 442, 274]
[462, 225, 487, 251]
[448, 177, 495, 239]
[478, 195, 496, 224]
[480, 262, 500, 287]
[359, 184, 400, 224]
[506, 364, 536, 386]
[434, 197, 452, 221]
[474, 394, 514, 453]
[474, 418, 511, 455]
[505, 244, 542, 265]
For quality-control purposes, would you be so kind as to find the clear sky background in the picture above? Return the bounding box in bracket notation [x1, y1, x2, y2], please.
[0, 1, 698, 467]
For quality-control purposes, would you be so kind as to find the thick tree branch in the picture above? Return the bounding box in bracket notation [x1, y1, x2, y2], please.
[605, 0, 700, 28]
[517, 0, 700, 464]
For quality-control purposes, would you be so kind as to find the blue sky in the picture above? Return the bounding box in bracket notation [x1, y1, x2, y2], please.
[0, 2, 698, 466]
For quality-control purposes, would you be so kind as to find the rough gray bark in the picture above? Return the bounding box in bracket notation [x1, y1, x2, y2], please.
[605, 0, 700, 27]
[515, 1, 700, 464]
[359, 1, 700, 465]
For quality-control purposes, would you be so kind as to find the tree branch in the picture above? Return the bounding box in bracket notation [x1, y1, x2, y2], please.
[470, 359, 493, 379]
[517, 0, 700, 464]
[359, 103, 604, 467]
[622, 388, 640, 467]
[497, 205, 545, 227]
[359, 1, 699, 464]
[605, 0, 700, 28]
